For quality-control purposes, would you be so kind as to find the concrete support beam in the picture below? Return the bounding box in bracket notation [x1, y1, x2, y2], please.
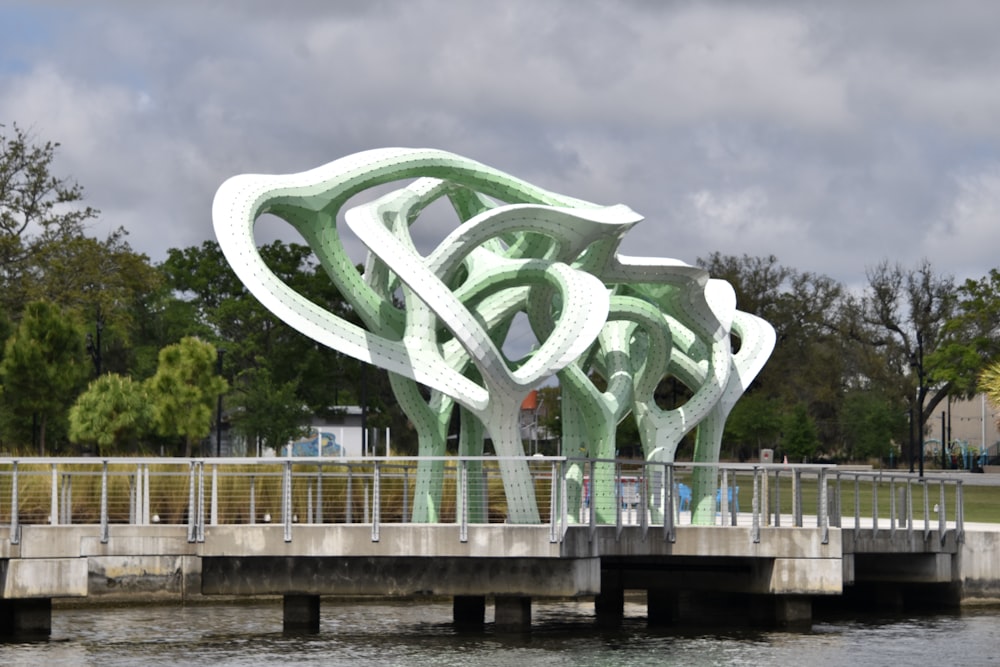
[0, 598, 52, 638]
[202, 556, 599, 597]
[453, 595, 486, 630]
[494, 596, 531, 632]
[283, 594, 320, 633]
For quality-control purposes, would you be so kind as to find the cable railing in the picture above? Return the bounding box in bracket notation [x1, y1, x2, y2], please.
[0, 457, 964, 546]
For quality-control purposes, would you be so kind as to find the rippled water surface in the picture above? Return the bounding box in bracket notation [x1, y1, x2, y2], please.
[2, 600, 999, 667]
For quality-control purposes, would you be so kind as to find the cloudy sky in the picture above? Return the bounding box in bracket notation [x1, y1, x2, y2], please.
[1, 1, 998, 292]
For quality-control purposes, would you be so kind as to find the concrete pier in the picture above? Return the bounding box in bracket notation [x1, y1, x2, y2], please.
[0, 598, 52, 637]
[453, 595, 485, 629]
[0, 519, 996, 637]
[494, 596, 531, 631]
[283, 594, 320, 633]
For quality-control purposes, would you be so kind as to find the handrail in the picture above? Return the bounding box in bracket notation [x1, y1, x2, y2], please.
[0, 457, 966, 545]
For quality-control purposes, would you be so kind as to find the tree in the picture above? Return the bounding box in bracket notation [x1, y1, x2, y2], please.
[0, 123, 99, 316]
[981, 361, 1000, 430]
[145, 337, 228, 456]
[26, 231, 161, 377]
[0, 300, 89, 454]
[229, 365, 310, 456]
[782, 403, 820, 462]
[932, 268, 1000, 398]
[850, 259, 957, 448]
[840, 390, 905, 463]
[68, 374, 152, 455]
[723, 393, 783, 461]
[698, 253, 846, 447]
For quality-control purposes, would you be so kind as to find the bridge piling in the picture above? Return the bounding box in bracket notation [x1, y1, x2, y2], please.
[494, 596, 531, 631]
[283, 594, 320, 633]
[595, 568, 624, 627]
[0, 598, 52, 638]
[453, 595, 485, 629]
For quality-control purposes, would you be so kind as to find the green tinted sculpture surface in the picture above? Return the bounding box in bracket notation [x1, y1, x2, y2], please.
[212, 148, 775, 525]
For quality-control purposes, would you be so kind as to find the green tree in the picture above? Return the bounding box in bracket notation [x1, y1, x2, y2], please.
[782, 403, 820, 462]
[27, 231, 161, 377]
[723, 393, 783, 460]
[840, 390, 905, 463]
[0, 301, 89, 454]
[145, 337, 228, 456]
[0, 123, 99, 316]
[159, 240, 352, 413]
[229, 365, 310, 456]
[68, 374, 152, 455]
[981, 361, 1000, 430]
[698, 253, 846, 448]
[932, 268, 1000, 397]
[851, 259, 957, 443]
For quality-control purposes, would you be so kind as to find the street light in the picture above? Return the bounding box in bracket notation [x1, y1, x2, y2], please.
[909, 332, 926, 478]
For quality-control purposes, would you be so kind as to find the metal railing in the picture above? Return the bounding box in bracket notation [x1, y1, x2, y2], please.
[0, 457, 965, 546]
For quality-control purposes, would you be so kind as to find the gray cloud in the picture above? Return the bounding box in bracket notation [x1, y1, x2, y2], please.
[0, 0, 997, 290]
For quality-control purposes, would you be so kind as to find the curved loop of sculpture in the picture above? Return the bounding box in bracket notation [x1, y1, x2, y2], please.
[212, 148, 775, 525]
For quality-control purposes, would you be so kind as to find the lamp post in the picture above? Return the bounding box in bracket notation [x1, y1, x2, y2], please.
[909, 332, 926, 478]
[215, 348, 226, 457]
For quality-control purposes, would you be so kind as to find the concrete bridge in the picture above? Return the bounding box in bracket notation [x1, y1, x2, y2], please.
[0, 457, 993, 637]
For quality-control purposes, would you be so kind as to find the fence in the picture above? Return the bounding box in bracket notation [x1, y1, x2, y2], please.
[0, 457, 964, 546]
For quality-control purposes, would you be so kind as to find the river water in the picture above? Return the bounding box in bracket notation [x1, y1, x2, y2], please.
[2, 599, 998, 667]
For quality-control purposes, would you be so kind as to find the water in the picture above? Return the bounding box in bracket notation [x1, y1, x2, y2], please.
[2, 600, 999, 667]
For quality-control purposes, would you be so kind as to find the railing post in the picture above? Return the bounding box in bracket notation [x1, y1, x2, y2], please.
[793, 468, 802, 527]
[588, 459, 596, 541]
[61, 472, 72, 525]
[819, 468, 829, 544]
[187, 462, 196, 543]
[50, 464, 58, 526]
[197, 462, 205, 543]
[871, 474, 879, 537]
[458, 459, 468, 543]
[956, 481, 965, 543]
[772, 469, 781, 527]
[283, 460, 292, 543]
[142, 464, 150, 525]
[889, 478, 897, 534]
[307, 483, 313, 524]
[402, 464, 410, 524]
[720, 468, 729, 526]
[833, 473, 842, 528]
[751, 466, 760, 544]
[100, 461, 109, 544]
[615, 460, 623, 538]
[639, 462, 649, 535]
[549, 460, 559, 543]
[9, 461, 18, 545]
[316, 466, 324, 524]
[372, 461, 381, 543]
[249, 474, 256, 525]
[938, 482, 946, 545]
[853, 476, 861, 540]
[561, 460, 569, 541]
[665, 463, 675, 543]
[210, 464, 218, 526]
[906, 479, 915, 548]
[922, 481, 931, 542]
[346, 464, 353, 524]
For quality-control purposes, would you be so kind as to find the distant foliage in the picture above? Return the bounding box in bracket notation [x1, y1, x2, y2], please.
[69, 374, 152, 455]
[0, 301, 89, 454]
[145, 337, 227, 456]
